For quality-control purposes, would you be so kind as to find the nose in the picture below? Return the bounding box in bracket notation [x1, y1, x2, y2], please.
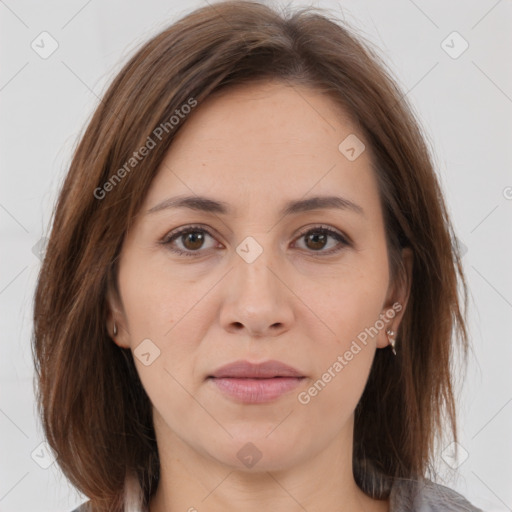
[219, 248, 294, 338]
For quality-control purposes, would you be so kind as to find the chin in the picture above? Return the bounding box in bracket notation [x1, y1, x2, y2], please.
[203, 433, 308, 473]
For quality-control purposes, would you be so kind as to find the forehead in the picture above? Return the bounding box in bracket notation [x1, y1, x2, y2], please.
[142, 80, 380, 219]
[171, 80, 358, 155]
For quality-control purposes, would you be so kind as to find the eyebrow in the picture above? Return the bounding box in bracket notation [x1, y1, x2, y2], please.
[146, 194, 365, 217]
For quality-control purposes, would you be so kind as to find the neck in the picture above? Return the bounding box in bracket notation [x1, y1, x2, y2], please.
[148, 414, 388, 512]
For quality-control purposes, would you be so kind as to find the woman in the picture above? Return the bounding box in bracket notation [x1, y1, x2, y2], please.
[32, 1, 483, 511]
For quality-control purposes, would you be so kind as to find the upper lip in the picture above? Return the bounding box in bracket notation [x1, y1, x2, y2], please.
[208, 360, 305, 379]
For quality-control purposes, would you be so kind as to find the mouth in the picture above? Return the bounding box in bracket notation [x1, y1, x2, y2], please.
[207, 376, 305, 403]
[208, 359, 305, 379]
[207, 360, 306, 403]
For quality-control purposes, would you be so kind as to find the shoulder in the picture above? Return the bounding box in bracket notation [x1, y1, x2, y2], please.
[72, 479, 483, 512]
[390, 477, 484, 512]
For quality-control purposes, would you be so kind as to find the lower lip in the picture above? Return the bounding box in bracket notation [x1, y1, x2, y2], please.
[209, 377, 304, 403]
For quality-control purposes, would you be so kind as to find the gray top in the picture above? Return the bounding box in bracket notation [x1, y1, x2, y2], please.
[388, 477, 483, 511]
[70, 476, 484, 511]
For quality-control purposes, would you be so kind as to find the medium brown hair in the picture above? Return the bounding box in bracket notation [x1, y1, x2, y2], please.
[32, 1, 469, 510]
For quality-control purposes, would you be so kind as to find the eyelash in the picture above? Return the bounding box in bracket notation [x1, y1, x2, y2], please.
[160, 224, 351, 258]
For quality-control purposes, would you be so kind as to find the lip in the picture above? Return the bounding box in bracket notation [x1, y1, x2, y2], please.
[207, 360, 306, 404]
[209, 377, 304, 403]
[208, 359, 304, 379]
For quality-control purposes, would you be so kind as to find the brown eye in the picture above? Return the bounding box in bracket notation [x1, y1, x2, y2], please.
[294, 226, 350, 255]
[180, 231, 206, 251]
[162, 224, 349, 258]
[162, 225, 218, 257]
[304, 231, 328, 251]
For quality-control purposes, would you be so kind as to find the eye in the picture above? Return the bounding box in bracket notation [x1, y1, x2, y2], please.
[292, 225, 350, 255]
[160, 225, 220, 257]
[160, 224, 350, 257]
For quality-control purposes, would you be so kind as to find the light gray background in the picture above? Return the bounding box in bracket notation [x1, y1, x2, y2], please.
[1, 1, 511, 511]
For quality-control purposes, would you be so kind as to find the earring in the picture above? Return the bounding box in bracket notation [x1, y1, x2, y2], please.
[113, 321, 118, 336]
[386, 328, 396, 355]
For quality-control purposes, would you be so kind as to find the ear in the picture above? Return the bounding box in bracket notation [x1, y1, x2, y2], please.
[106, 281, 131, 349]
[376, 247, 413, 349]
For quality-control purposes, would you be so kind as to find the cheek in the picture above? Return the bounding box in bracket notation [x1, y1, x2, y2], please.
[300, 349, 373, 437]
[299, 255, 388, 402]
[299, 308, 377, 422]
[305, 258, 388, 343]
[118, 250, 214, 337]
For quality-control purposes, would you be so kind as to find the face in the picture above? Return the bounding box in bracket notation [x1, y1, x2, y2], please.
[109, 80, 411, 473]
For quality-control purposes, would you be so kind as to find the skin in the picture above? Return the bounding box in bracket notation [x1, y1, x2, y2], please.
[108, 80, 413, 512]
